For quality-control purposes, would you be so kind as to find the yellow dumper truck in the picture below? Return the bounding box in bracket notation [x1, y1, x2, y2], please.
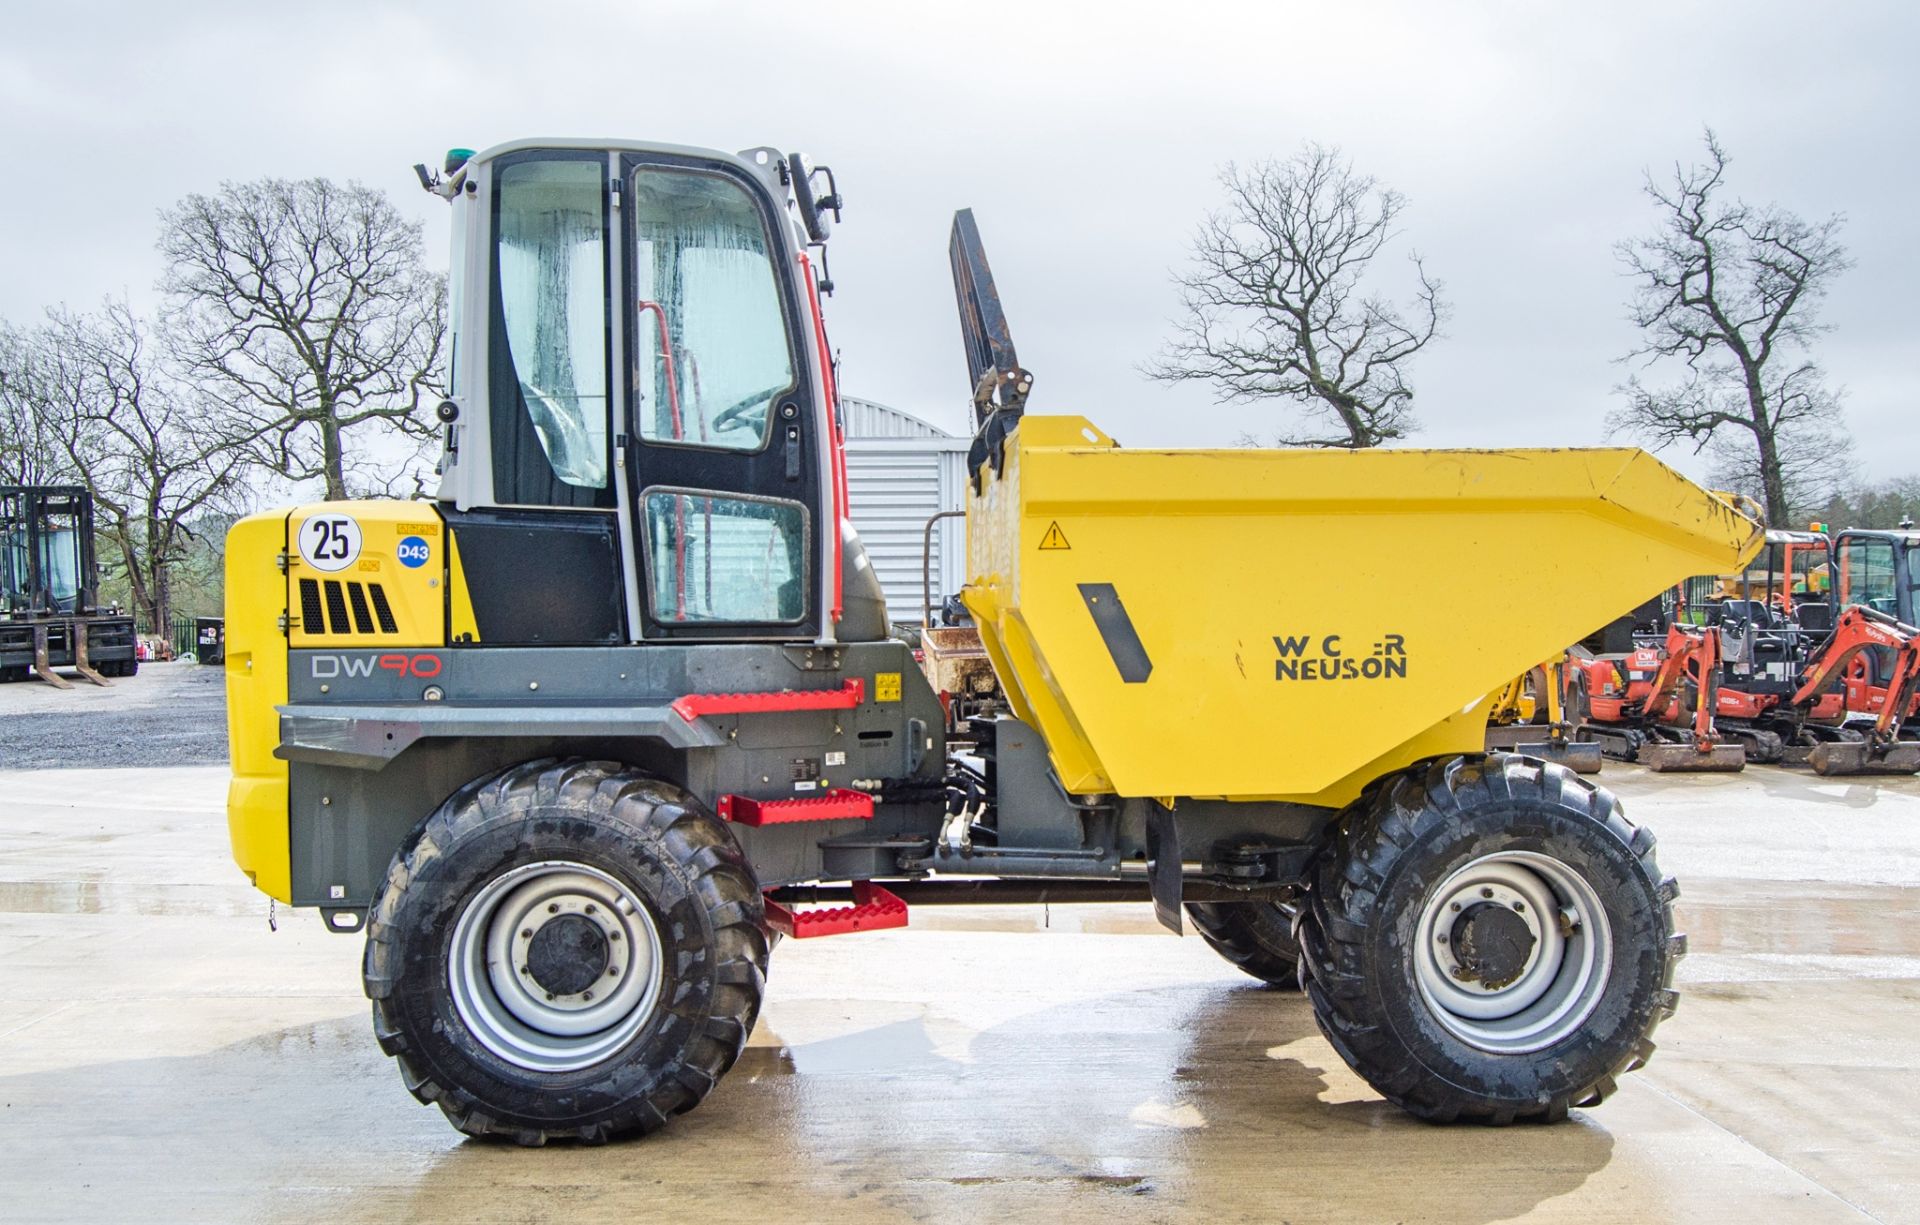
[224, 138, 1762, 1144]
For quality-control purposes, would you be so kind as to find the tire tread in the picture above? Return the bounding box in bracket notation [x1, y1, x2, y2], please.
[362, 757, 768, 1144]
[1296, 753, 1682, 1124]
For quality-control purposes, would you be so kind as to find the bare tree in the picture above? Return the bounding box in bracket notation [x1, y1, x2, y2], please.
[1613, 131, 1852, 524]
[0, 322, 74, 486]
[1144, 145, 1445, 448]
[159, 177, 447, 501]
[15, 301, 245, 628]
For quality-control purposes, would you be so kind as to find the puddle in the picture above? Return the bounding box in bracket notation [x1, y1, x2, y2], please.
[0, 879, 252, 917]
[1678, 879, 1920, 958]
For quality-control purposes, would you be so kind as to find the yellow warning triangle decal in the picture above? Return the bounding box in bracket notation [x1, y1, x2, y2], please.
[1038, 521, 1071, 550]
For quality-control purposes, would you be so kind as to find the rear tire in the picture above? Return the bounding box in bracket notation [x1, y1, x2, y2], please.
[1298, 753, 1680, 1124]
[1185, 900, 1302, 988]
[363, 759, 769, 1144]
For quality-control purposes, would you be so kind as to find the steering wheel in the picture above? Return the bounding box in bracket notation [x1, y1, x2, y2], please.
[712, 384, 788, 433]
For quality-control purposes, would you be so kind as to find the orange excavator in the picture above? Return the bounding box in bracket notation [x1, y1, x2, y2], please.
[1639, 526, 1920, 775]
[1572, 615, 1747, 771]
[1790, 605, 1920, 774]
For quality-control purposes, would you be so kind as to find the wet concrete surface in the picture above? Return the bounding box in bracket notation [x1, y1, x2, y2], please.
[0, 764, 1915, 1222]
[0, 661, 227, 769]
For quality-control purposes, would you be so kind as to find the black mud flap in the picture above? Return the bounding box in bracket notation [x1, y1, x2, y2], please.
[1146, 803, 1183, 934]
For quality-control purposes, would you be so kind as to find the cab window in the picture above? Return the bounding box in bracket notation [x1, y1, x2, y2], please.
[630, 170, 794, 452]
[1838, 538, 1897, 614]
[490, 154, 613, 507]
[642, 490, 807, 623]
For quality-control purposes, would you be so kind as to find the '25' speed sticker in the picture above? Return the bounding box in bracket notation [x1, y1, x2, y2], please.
[299, 514, 363, 572]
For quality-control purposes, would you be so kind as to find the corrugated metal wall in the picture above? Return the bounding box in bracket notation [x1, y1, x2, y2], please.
[841, 399, 969, 623]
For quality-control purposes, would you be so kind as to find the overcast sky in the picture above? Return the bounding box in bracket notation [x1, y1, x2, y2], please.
[3, 0, 1913, 485]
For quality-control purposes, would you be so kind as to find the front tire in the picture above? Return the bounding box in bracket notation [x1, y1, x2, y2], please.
[363, 759, 769, 1144]
[1298, 754, 1681, 1124]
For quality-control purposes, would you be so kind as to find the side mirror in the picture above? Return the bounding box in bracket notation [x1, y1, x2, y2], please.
[787, 153, 837, 243]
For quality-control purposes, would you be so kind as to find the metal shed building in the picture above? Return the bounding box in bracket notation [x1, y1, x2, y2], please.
[842, 397, 969, 625]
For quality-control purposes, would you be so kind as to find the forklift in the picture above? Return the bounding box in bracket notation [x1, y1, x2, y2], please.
[0, 485, 137, 687]
[223, 137, 1760, 1144]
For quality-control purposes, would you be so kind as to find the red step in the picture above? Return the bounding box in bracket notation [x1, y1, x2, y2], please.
[672, 678, 865, 722]
[764, 882, 908, 938]
[718, 789, 875, 826]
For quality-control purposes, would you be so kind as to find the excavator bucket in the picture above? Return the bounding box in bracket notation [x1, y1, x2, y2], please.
[963, 416, 1765, 807]
[1513, 738, 1605, 775]
[1808, 741, 1920, 777]
[1639, 741, 1746, 772]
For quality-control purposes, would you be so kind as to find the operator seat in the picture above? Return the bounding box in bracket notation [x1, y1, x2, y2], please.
[1795, 602, 1834, 633]
[836, 520, 890, 643]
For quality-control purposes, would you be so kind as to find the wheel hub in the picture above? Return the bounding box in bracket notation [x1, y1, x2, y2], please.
[526, 913, 611, 997]
[447, 862, 665, 1073]
[1450, 903, 1536, 989]
[1412, 851, 1614, 1054]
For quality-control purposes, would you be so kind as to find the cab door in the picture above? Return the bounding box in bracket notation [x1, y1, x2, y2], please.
[620, 154, 823, 642]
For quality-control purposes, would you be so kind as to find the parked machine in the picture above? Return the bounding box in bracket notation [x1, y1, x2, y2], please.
[1690, 530, 1846, 765]
[1482, 658, 1603, 773]
[1570, 525, 1920, 776]
[223, 137, 1761, 1145]
[1571, 615, 1748, 772]
[1784, 526, 1920, 773]
[0, 485, 137, 687]
[1628, 528, 1920, 775]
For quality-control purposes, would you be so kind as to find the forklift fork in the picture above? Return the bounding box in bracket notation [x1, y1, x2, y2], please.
[72, 620, 111, 687]
[30, 624, 74, 690]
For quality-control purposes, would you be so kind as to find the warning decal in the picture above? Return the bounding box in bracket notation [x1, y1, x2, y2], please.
[1038, 521, 1071, 550]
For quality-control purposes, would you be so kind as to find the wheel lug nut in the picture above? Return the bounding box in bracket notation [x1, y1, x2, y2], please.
[521, 928, 532, 939]
[582, 990, 594, 1001]
[548, 903, 559, 914]
[608, 966, 619, 977]
[545, 992, 555, 1001]
[585, 904, 597, 915]
[1436, 933, 1448, 944]
[609, 931, 621, 941]
[1480, 887, 1494, 899]
[520, 965, 530, 975]
[1512, 901, 1525, 912]
[1450, 902, 1462, 912]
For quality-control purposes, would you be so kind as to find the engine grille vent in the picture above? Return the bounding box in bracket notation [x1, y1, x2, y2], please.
[297, 578, 400, 636]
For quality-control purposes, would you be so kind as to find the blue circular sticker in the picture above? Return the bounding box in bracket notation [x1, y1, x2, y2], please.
[396, 536, 432, 569]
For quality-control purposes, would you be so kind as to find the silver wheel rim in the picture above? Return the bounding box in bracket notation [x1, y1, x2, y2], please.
[1412, 851, 1612, 1054]
[448, 860, 664, 1073]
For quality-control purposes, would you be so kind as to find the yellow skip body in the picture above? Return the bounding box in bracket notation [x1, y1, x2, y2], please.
[962, 415, 1763, 807]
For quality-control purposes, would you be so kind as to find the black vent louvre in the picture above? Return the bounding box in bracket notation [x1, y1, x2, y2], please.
[322, 581, 351, 635]
[345, 583, 375, 634]
[298, 579, 324, 632]
[368, 584, 399, 634]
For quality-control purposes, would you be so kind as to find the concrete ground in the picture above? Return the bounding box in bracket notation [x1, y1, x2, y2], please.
[1, 760, 1916, 1224]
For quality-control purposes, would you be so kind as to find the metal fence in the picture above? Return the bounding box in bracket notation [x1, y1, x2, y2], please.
[135, 613, 202, 659]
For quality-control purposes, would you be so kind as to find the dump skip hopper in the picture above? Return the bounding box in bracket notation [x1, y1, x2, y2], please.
[962, 416, 1763, 807]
